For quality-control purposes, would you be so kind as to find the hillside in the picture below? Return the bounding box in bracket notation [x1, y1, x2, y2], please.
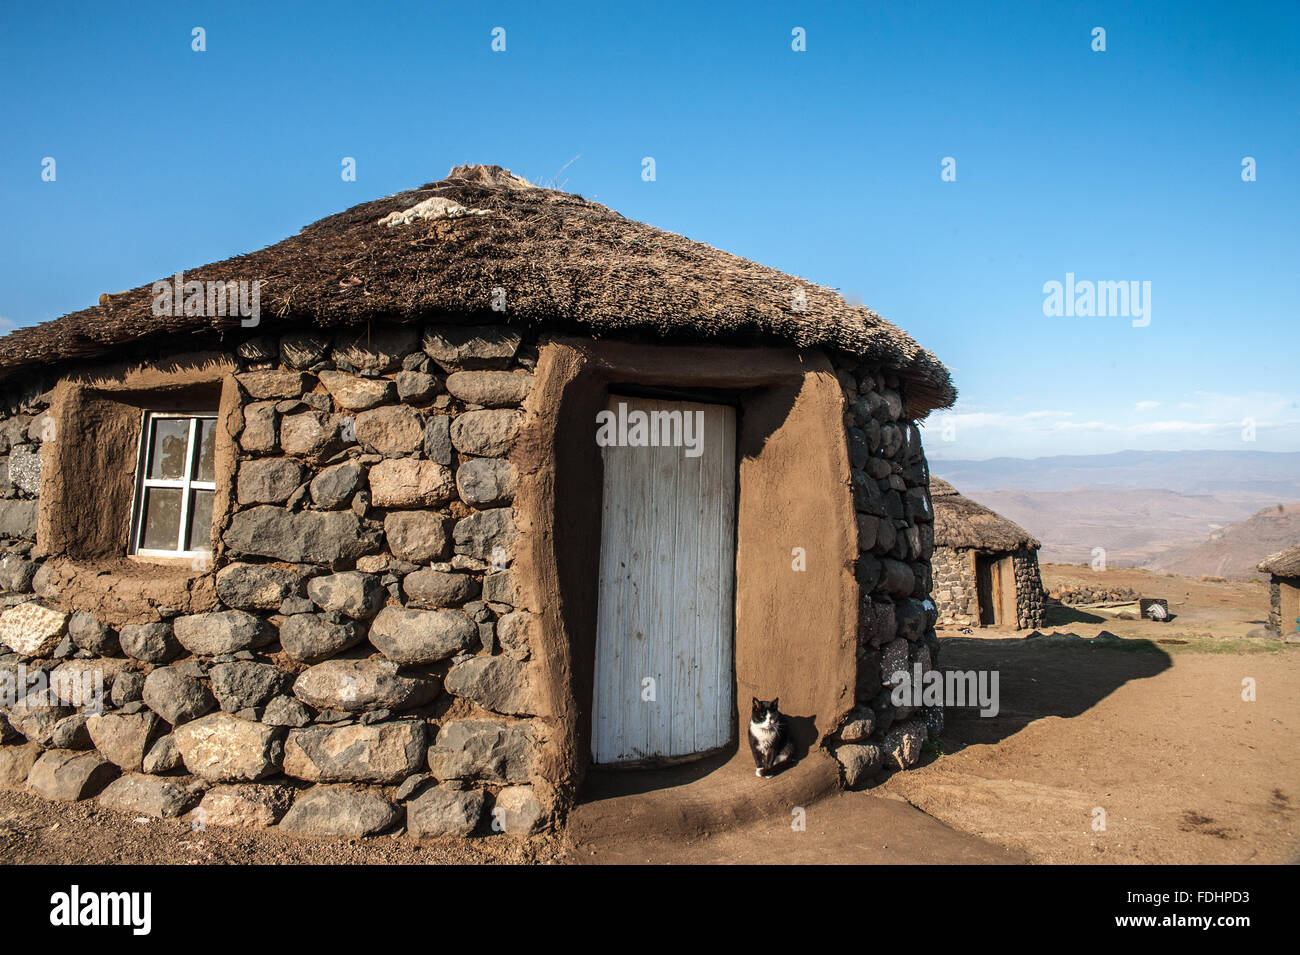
[956, 487, 1294, 566]
[932, 450, 1300, 497]
[1139, 503, 1300, 579]
[929, 451, 1300, 569]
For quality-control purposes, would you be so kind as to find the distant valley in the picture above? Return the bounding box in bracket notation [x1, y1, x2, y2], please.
[930, 450, 1300, 575]
[931, 450, 1300, 498]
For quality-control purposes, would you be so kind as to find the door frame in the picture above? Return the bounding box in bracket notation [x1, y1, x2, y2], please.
[975, 553, 997, 626]
[973, 551, 1017, 627]
[1281, 580, 1300, 634]
[510, 339, 860, 797]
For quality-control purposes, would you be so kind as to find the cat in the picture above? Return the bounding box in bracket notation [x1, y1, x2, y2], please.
[748, 697, 794, 778]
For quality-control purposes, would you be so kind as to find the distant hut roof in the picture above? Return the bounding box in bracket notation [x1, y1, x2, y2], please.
[1258, 546, 1300, 577]
[0, 164, 955, 414]
[929, 476, 960, 498]
[930, 475, 1040, 551]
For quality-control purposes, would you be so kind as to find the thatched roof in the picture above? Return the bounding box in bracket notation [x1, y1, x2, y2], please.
[1258, 546, 1300, 578]
[0, 164, 955, 414]
[930, 476, 1041, 551]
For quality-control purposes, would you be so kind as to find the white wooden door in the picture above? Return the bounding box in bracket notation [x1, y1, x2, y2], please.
[592, 395, 737, 764]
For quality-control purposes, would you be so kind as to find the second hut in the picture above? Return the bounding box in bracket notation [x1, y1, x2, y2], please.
[1257, 546, 1300, 638]
[930, 476, 1045, 630]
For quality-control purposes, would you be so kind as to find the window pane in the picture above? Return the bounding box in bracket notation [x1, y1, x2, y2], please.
[195, 419, 217, 483]
[187, 489, 214, 552]
[148, 418, 190, 480]
[140, 487, 183, 550]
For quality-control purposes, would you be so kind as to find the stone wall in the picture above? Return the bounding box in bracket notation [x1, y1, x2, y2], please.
[0, 323, 952, 832]
[1267, 578, 1281, 635]
[932, 547, 976, 627]
[1012, 548, 1046, 629]
[0, 322, 550, 838]
[825, 358, 941, 787]
[1267, 575, 1300, 637]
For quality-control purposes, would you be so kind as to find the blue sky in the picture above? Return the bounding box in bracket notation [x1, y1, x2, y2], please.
[1, 0, 1296, 459]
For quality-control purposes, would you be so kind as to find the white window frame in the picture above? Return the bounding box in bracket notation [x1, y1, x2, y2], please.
[128, 411, 218, 559]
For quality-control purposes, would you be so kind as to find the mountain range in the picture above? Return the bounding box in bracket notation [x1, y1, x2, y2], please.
[930, 450, 1300, 574]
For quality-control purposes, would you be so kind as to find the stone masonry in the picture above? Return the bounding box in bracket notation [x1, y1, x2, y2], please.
[0, 320, 950, 835]
[0, 323, 548, 838]
[931, 545, 1045, 630]
[826, 357, 942, 787]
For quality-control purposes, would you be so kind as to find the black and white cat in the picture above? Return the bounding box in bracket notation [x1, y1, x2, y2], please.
[748, 697, 794, 778]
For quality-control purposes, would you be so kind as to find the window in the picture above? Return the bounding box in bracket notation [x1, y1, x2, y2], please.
[129, 412, 217, 558]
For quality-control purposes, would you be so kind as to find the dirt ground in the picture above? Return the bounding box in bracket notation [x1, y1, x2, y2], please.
[877, 564, 1299, 864]
[1034, 562, 1280, 640]
[563, 739, 1025, 864]
[1, 565, 1294, 865]
[569, 785, 1027, 864]
[0, 757, 1024, 867]
[0, 790, 568, 865]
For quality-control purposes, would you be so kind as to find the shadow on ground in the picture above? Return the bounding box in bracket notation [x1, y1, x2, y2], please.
[565, 633, 1173, 861]
[1042, 600, 1106, 626]
[570, 738, 841, 847]
[926, 634, 1172, 753]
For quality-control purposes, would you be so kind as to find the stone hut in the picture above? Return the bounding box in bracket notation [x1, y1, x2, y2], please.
[0, 164, 955, 837]
[1257, 546, 1300, 638]
[930, 476, 1045, 630]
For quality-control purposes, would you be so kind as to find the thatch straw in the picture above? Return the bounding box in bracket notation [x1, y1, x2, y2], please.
[0, 165, 955, 414]
[1258, 546, 1300, 577]
[930, 476, 1040, 551]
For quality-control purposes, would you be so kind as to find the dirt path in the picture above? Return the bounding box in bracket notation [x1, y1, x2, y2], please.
[571, 786, 1026, 864]
[880, 636, 1300, 864]
[576, 564, 1300, 865]
[566, 743, 1022, 864]
[0, 788, 567, 865]
[0, 774, 1019, 866]
[1035, 563, 1275, 640]
[0, 748, 1018, 866]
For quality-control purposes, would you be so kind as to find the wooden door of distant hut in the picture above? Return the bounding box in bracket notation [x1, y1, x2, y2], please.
[975, 554, 998, 626]
[972, 553, 1008, 628]
[997, 555, 1019, 627]
[975, 554, 1014, 626]
[592, 395, 737, 764]
[1282, 582, 1300, 634]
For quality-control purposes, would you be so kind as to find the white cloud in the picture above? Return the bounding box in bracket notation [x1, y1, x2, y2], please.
[922, 391, 1300, 458]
